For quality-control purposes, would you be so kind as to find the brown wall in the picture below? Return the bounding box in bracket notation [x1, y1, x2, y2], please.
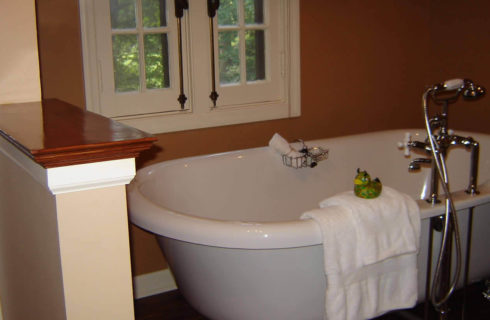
[428, 0, 490, 132]
[36, 0, 86, 108]
[0, 0, 41, 103]
[37, 0, 490, 276]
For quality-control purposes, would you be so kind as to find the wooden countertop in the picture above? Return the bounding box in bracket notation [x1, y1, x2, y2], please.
[0, 99, 157, 168]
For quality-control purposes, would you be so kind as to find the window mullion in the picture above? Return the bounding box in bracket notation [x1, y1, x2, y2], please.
[242, 25, 265, 31]
[217, 25, 240, 32]
[238, 0, 246, 85]
[136, 0, 146, 92]
[111, 29, 138, 35]
[142, 26, 171, 34]
[263, 0, 270, 82]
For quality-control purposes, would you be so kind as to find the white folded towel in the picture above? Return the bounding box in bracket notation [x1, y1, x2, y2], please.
[301, 186, 421, 320]
[268, 133, 303, 158]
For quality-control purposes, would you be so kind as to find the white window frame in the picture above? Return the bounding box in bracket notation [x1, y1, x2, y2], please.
[79, 0, 300, 134]
[216, 0, 281, 106]
[93, 0, 189, 117]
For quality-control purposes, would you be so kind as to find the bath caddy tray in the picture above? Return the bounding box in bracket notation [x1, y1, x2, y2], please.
[282, 141, 329, 168]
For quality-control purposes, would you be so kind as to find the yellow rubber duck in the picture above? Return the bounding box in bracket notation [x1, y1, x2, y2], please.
[354, 168, 382, 199]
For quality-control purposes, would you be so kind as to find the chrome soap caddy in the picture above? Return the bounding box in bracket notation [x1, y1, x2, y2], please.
[282, 140, 329, 168]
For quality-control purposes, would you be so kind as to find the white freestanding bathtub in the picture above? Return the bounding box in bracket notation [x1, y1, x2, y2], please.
[128, 129, 490, 320]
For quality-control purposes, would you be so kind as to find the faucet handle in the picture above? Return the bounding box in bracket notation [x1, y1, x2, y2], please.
[397, 132, 412, 157]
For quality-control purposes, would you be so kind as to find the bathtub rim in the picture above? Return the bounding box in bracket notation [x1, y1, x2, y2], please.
[128, 129, 490, 249]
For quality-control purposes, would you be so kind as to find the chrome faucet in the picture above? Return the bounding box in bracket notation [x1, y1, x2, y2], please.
[408, 157, 432, 171]
[400, 79, 485, 204]
[401, 79, 486, 320]
[402, 136, 442, 204]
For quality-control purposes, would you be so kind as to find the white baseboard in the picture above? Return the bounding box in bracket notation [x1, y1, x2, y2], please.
[133, 269, 177, 299]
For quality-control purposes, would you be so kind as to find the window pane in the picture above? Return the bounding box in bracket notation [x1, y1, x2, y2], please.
[244, 0, 264, 24]
[144, 33, 170, 89]
[219, 31, 240, 84]
[142, 0, 167, 28]
[245, 30, 265, 81]
[112, 34, 140, 92]
[110, 0, 136, 29]
[218, 0, 238, 26]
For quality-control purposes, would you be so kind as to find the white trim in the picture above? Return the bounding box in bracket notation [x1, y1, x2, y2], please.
[287, 0, 301, 117]
[0, 133, 48, 187]
[0, 136, 136, 194]
[133, 269, 177, 299]
[46, 159, 136, 194]
[79, 0, 101, 113]
[116, 100, 292, 133]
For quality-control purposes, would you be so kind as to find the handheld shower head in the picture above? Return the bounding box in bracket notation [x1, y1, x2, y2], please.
[430, 78, 486, 102]
[440, 78, 464, 91]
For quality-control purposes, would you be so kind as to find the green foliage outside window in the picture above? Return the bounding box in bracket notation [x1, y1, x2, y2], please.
[112, 34, 140, 92]
[218, 0, 265, 84]
[111, 0, 169, 92]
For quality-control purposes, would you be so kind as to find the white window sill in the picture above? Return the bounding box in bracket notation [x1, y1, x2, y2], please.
[115, 99, 301, 134]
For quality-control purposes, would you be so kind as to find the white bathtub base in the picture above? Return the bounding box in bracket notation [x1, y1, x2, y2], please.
[159, 238, 326, 320]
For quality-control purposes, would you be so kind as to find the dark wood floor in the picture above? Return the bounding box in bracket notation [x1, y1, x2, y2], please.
[134, 280, 490, 320]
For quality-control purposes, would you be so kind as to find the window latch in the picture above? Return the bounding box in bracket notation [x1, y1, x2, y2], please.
[207, 0, 220, 107]
[175, 0, 189, 109]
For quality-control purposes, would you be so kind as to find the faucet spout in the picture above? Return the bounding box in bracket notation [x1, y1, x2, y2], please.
[408, 158, 432, 171]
